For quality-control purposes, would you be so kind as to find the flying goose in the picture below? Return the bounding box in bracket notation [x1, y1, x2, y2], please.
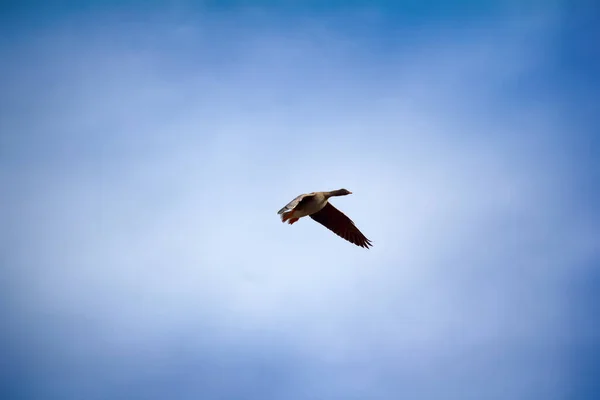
[277, 189, 372, 248]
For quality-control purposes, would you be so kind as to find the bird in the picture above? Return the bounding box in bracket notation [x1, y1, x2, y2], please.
[277, 188, 372, 248]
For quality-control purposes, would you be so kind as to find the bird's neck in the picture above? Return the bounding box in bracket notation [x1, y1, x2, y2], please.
[324, 189, 344, 198]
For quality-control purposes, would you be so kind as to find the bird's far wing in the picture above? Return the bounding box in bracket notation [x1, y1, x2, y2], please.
[309, 203, 373, 248]
[277, 192, 316, 215]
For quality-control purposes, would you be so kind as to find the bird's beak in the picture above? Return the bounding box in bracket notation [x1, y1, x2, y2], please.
[348, 191, 353, 194]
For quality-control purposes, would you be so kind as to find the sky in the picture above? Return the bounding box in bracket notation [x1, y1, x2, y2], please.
[1, 1, 599, 399]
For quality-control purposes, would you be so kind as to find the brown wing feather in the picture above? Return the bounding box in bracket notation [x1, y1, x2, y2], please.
[310, 203, 373, 248]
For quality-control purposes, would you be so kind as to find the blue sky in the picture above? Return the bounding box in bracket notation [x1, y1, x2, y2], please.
[1, 1, 599, 399]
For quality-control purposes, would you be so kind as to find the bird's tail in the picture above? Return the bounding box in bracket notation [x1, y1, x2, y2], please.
[280, 210, 296, 223]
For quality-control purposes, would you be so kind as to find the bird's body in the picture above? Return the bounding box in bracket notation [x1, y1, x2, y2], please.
[277, 192, 327, 219]
[277, 189, 372, 248]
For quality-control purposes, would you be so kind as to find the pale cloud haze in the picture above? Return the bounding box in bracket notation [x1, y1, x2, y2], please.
[1, 4, 599, 400]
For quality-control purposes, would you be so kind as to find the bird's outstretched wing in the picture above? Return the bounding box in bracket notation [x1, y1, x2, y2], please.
[310, 203, 372, 248]
[277, 192, 315, 215]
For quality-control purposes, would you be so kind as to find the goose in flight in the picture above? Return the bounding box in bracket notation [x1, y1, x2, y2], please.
[277, 189, 372, 249]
